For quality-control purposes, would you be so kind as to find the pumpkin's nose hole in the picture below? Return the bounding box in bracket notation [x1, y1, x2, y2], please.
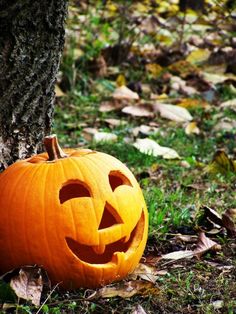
[98, 202, 123, 230]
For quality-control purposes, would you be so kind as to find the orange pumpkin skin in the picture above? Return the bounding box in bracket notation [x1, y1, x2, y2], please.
[0, 138, 148, 289]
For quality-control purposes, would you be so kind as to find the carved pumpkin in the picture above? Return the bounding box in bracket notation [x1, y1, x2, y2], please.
[0, 135, 148, 289]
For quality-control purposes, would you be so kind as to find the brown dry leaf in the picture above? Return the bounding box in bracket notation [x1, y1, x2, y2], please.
[99, 100, 125, 112]
[87, 281, 159, 300]
[162, 233, 221, 261]
[131, 304, 147, 314]
[122, 105, 154, 117]
[170, 76, 199, 96]
[175, 234, 198, 243]
[129, 263, 159, 283]
[203, 205, 223, 227]
[112, 85, 139, 100]
[185, 121, 200, 135]
[105, 118, 127, 127]
[154, 103, 192, 122]
[226, 208, 236, 219]
[193, 232, 221, 258]
[82, 128, 98, 142]
[203, 206, 236, 236]
[222, 211, 236, 237]
[10, 266, 46, 306]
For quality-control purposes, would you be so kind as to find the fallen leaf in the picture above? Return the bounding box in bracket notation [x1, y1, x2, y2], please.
[219, 98, 236, 109]
[55, 85, 65, 97]
[203, 205, 223, 227]
[133, 138, 180, 159]
[202, 72, 228, 84]
[10, 266, 46, 306]
[203, 206, 236, 237]
[186, 48, 211, 65]
[154, 103, 193, 122]
[87, 281, 159, 299]
[82, 128, 98, 142]
[145, 63, 163, 77]
[94, 132, 117, 143]
[175, 234, 198, 243]
[116, 74, 126, 87]
[131, 304, 147, 314]
[193, 232, 221, 258]
[105, 118, 127, 127]
[161, 250, 194, 260]
[162, 233, 221, 261]
[170, 76, 199, 96]
[213, 119, 236, 132]
[129, 263, 159, 283]
[222, 211, 236, 237]
[185, 121, 200, 135]
[211, 300, 224, 310]
[122, 105, 154, 117]
[204, 150, 236, 175]
[99, 100, 125, 112]
[168, 60, 199, 79]
[112, 85, 139, 100]
[132, 125, 159, 137]
[177, 98, 210, 109]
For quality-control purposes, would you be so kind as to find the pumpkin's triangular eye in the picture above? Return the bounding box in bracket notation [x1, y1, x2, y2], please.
[60, 180, 91, 204]
[99, 202, 123, 230]
[109, 171, 132, 191]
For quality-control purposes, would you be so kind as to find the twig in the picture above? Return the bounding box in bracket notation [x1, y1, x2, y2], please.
[36, 283, 61, 314]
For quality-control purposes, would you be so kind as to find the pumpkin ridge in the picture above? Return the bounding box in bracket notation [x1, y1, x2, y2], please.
[63, 157, 100, 248]
[74, 155, 107, 228]
[42, 164, 56, 272]
[5, 165, 35, 266]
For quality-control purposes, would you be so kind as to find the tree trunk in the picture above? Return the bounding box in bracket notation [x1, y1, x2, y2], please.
[0, 0, 68, 170]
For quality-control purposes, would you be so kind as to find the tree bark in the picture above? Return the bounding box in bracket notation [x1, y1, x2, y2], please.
[0, 0, 68, 170]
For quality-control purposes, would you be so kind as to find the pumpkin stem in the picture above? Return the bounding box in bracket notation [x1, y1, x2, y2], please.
[44, 134, 68, 161]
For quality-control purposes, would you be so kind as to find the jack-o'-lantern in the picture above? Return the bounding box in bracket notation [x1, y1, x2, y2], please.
[0, 135, 148, 289]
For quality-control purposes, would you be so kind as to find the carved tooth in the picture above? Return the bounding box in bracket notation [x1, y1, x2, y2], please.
[122, 234, 130, 243]
[92, 244, 106, 255]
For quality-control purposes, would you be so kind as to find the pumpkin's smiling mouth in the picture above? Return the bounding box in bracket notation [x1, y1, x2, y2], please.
[65, 210, 144, 264]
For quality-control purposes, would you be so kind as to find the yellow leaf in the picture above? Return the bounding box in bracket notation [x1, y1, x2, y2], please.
[205, 150, 236, 175]
[55, 85, 65, 97]
[168, 60, 199, 78]
[146, 64, 163, 77]
[106, 3, 118, 12]
[185, 121, 200, 135]
[178, 98, 210, 109]
[186, 49, 211, 65]
[116, 74, 126, 87]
